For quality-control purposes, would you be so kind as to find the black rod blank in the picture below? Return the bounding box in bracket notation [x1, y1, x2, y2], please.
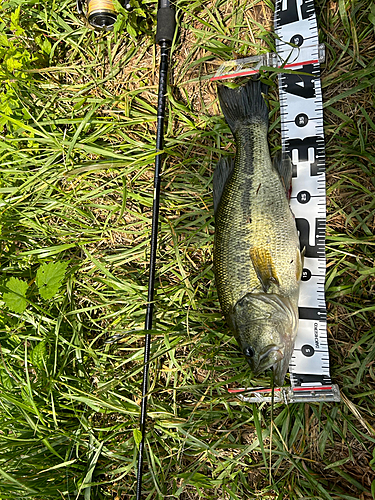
[136, 2, 176, 499]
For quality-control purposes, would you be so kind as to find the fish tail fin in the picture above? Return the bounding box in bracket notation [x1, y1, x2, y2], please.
[218, 79, 269, 135]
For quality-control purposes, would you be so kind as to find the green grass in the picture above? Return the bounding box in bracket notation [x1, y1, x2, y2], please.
[0, 0, 375, 498]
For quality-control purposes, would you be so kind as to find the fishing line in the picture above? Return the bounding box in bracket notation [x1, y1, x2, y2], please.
[269, 371, 274, 485]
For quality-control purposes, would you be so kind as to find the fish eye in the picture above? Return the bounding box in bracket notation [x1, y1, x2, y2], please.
[244, 346, 255, 358]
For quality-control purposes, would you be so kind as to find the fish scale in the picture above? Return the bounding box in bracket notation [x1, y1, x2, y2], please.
[214, 82, 302, 385]
[215, 124, 300, 310]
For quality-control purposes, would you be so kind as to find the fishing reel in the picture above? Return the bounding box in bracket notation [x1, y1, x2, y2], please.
[77, 0, 131, 31]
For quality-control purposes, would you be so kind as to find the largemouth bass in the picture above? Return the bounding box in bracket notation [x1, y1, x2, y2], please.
[213, 80, 303, 386]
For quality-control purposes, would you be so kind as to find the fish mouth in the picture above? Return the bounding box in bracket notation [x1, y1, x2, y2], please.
[247, 344, 284, 375]
[273, 337, 295, 386]
[232, 292, 299, 385]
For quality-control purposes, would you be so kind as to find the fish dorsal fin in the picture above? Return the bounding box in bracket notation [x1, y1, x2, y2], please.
[250, 247, 279, 293]
[273, 152, 292, 198]
[213, 157, 235, 215]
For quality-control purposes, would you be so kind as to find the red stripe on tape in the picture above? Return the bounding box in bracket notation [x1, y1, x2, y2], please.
[210, 59, 320, 81]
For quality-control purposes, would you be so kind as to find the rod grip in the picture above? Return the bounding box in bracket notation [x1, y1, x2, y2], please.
[155, 3, 176, 44]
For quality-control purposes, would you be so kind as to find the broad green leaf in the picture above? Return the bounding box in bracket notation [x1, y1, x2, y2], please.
[126, 22, 138, 39]
[30, 341, 47, 370]
[133, 428, 142, 447]
[3, 277, 28, 314]
[36, 261, 69, 300]
[41, 38, 51, 55]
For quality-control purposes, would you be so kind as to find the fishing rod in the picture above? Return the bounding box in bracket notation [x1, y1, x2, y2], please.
[136, 3, 176, 497]
[79, 0, 176, 495]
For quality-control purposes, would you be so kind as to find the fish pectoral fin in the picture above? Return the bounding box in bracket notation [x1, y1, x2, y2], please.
[213, 157, 235, 215]
[272, 152, 292, 198]
[250, 247, 279, 293]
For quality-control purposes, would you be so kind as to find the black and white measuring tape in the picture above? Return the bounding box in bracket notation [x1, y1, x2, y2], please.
[212, 0, 340, 403]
